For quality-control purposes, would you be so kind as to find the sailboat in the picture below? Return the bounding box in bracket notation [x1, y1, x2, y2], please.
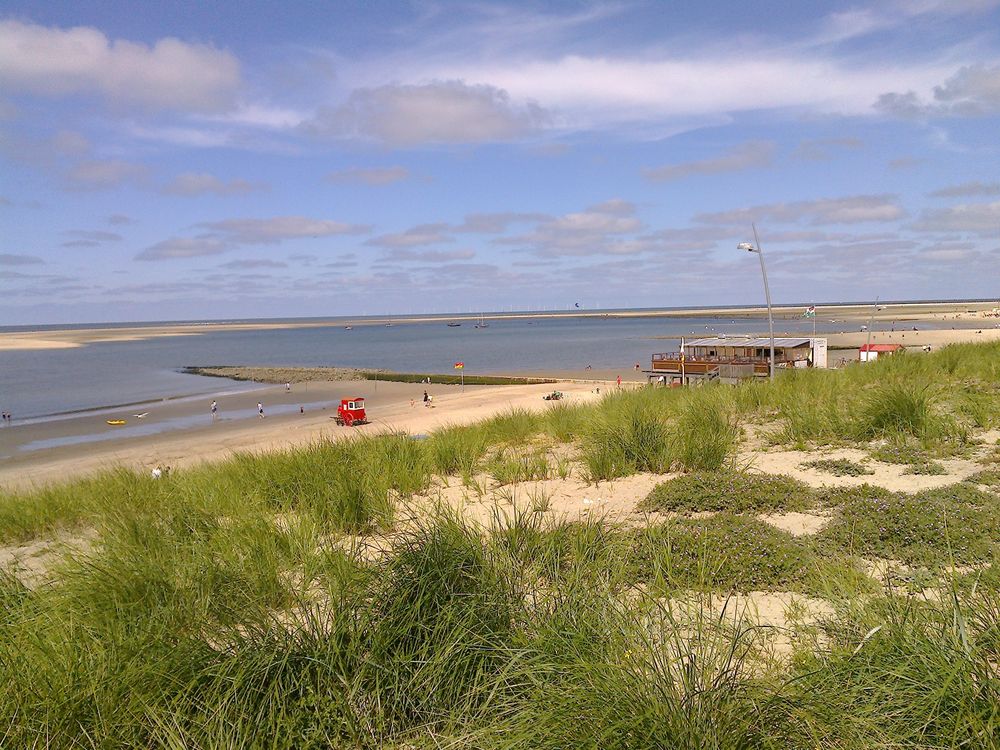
[474, 313, 489, 329]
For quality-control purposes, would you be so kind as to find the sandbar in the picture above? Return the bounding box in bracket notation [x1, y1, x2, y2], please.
[4, 300, 998, 351]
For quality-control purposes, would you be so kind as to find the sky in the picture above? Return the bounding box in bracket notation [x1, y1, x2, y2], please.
[1, 0, 999, 325]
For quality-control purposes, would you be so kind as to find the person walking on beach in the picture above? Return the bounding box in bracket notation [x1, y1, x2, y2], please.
[257, 402, 264, 418]
[616, 375, 622, 388]
[285, 382, 291, 392]
[211, 400, 218, 420]
[423, 390, 430, 407]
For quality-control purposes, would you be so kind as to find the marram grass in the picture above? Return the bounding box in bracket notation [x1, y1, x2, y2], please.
[1, 341, 1000, 747]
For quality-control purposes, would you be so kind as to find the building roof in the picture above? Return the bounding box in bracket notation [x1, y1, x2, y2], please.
[859, 343, 904, 352]
[684, 336, 814, 348]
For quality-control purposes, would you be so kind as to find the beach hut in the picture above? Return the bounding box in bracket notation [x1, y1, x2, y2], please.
[859, 343, 904, 362]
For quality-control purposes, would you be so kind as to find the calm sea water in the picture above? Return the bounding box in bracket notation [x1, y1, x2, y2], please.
[0, 313, 901, 420]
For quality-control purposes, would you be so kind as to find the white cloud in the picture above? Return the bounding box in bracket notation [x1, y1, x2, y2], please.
[61, 229, 122, 247]
[643, 141, 775, 182]
[454, 212, 547, 233]
[382, 248, 475, 263]
[432, 54, 956, 130]
[198, 216, 370, 244]
[218, 259, 288, 270]
[911, 200, 1000, 235]
[326, 166, 410, 185]
[0, 253, 44, 265]
[504, 199, 645, 257]
[791, 137, 864, 161]
[813, 1, 1000, 45]
[63, 159, 148, 190]
[304, 81, 548, 146]
[876, 64, 1000, 117]
[163, 172, 265, 196]
[366, 223, 453, 248]
[929, 181, 1000, 197]
[0, 19, 241, 113]
[697, 195, 906, 226]
[136, 237, 230, 261]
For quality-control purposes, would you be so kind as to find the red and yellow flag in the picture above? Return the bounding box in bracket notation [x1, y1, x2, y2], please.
[454, 362, 464, 369]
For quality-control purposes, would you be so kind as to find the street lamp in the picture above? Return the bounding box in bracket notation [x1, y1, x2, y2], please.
[738, 223, 775, 382]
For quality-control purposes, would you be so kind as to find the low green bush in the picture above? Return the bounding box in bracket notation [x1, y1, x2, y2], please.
[641, 471, 814, 514]
[819, 484, 1000, 566]
[633, 514, 814, 592]
[902, 460, 947, 475]
[801, 458, 874, 477]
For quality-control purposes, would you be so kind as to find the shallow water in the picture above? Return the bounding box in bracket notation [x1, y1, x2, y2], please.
[1, 313, 864, 420]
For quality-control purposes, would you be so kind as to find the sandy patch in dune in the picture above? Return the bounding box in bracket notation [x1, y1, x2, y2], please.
[0, 531, 94, 587]
[759, 511, 829, 536]
[416, 471, 671, 527]
[743, 446, 981, 493]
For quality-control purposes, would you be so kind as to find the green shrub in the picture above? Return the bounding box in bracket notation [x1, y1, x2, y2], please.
[641, 471, 814, 514]
[964, 469, 1000, 490]
[633, 515, 814, 592]
[814, 483, 895, 509]
[801, 458, 874, 476]
[903, 461, 947, 475]
[819, 484, 1000, 566]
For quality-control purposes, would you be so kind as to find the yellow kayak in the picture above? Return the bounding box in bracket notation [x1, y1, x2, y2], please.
[106, 419, 127, 426]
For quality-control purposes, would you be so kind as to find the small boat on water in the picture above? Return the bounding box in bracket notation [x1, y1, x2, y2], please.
[344, 325, 353, 330]
[474, 313, 489, 329]
[106, 419, 126, 426]
[447, 322, 461, 327]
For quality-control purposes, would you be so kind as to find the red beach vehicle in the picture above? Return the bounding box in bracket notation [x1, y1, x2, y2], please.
[333, 397, 368, 426]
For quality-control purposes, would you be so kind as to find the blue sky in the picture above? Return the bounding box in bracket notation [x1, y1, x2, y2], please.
[1, 0, 999, 324]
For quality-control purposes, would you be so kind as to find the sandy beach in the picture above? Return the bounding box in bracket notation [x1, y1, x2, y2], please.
[0, 377, 623, 490]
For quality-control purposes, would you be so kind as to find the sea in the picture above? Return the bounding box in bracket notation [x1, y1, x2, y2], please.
[0, 310, 931, 422]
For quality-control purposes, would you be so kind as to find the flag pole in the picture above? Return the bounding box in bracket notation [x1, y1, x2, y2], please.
[680, 336, 685, 385]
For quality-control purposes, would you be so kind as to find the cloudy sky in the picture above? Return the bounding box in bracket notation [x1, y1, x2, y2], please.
[2, 0, 999, 324]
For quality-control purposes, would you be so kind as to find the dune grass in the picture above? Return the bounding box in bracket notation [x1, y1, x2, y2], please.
[3, 341, 1000, 746]
[1, 502, 997, 747]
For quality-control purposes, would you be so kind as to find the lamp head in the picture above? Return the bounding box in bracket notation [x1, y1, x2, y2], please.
[737, 242, 757, 253]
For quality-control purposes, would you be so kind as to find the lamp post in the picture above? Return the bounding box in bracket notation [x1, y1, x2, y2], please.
[738, 223, 775, 382]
